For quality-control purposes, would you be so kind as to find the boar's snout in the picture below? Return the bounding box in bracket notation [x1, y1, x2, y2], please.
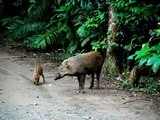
[54, 73, 61, 80]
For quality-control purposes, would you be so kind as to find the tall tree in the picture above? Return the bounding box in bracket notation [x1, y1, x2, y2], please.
[106, 0, 123, 75]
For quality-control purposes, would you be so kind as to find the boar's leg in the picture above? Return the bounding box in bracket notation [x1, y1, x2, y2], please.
[41, 73, 45, 83]
[89, 73, 94, 89]
[96, 70, 101, 89]
[77, 74, 86, 93]
[34, 78, 39, 85]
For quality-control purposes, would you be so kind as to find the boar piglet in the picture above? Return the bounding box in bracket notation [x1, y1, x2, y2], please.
[33, 64, 45, 85]
[54, 51, 104, 93]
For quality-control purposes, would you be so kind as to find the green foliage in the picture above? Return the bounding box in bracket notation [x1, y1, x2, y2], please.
[118, 74, 160, 94]
[128, 43, 160, 73]
[0, 0, 107, 52]
[53, 4, 81, 53]
[120, 77, 160, 94]
[7, 19, 46, 39]
[128, 22, 160, 73]
[1, 16, 20, 26]
[126, 18, 160, 93]
[130, 77, 160, 94]
[1, 0, 62, 50]
[1, 0, 160, 56]
[26, 28, 64, 49]
[91, 40, 108, 51]
[51, 50, 73, 61]
[13, 0, 28, 7]
[121, 80, 131, 89]
[77, 10, 107, 50]
[149, 25, 160, 41]
[111, 0, 159, 52]
[27, 0, 53, 20]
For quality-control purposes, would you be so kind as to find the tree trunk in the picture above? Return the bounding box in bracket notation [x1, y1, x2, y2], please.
[106, 2, 123, 75]
[107, 6, 118, 44]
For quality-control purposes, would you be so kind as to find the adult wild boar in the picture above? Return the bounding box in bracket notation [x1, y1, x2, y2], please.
[54, 51, 104, 93]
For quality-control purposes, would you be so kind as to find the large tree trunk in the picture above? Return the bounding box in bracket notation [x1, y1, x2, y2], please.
[107, 6, 118, 44]
[106, 2, 123, 75]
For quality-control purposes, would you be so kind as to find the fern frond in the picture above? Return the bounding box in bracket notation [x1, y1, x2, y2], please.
[1, 16, 20, 27]
[13, 0, 27, 7]
[27, 0, 51, 21]
[67, 40, 79, 53]
[27, 28, 64, 50]
[7, 20, 46, 39]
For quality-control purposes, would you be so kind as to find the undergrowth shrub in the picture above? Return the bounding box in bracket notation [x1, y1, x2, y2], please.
[121, 77, 160, 94]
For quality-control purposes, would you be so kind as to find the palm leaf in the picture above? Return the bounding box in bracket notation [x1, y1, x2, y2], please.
[27, 0, 51, 21]
[7, 20, 46, 39]
[27, 28, 64, 49]
[13, 0, 27, 7]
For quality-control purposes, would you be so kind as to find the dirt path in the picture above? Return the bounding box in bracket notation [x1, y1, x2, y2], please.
[0, 46, 159, 120]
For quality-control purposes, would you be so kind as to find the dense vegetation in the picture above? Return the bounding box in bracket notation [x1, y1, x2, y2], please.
[1, 0, 160, 93]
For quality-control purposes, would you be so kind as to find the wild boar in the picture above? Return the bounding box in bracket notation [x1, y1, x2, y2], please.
[33, 64, 45, 85]
[128, 66, 139, 85]
[128, 66, 160, 86]
[54, 51, 104, 93]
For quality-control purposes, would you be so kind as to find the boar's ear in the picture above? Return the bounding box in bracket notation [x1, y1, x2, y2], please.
[64, 61, 69, 68]
[65, 61, 71, 69]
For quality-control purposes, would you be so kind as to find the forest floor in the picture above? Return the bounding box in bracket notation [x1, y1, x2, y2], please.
[0, 39, 160, 120]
